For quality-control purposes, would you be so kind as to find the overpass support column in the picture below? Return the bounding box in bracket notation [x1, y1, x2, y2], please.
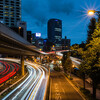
[34, 56, 37, 63]
[40, 55, 42, 63]
[21, 56, 24, 76]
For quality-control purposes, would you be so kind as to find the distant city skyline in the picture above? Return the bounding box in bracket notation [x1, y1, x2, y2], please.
[22, 0, 100, 45]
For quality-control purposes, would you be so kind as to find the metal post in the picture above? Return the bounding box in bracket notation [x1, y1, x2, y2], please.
[21, 56, 24, 76]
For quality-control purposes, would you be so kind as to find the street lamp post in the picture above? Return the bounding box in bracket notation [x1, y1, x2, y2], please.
[88, 10, 100, 21]
[18, 27, 21, 35]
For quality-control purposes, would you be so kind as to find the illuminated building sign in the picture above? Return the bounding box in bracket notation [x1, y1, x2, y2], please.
[55, 20, 58, 21]
[35, 33, 41, 37]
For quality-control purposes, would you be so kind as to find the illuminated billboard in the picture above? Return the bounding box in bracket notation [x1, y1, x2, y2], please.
[35, 33, 41, 37]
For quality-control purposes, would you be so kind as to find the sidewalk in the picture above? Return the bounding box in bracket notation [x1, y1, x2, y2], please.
[71, 74, 100, 100]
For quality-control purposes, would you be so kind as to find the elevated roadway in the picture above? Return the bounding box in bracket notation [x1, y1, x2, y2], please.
[0, 23, 40, 56]
[0, 23, 42, 75]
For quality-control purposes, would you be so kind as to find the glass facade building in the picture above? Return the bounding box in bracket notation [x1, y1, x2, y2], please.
[48, 19, 62, 50]
[0, 0, 21, 27]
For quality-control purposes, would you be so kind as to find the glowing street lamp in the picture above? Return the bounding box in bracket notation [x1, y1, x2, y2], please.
[53, 45, 55, 47]
[88, 10, 95, 16]
[88, 10, 100, 22]
[19, 27, 21, 30]
[18, 27, 21, 34]
[88, 10, 100, 17]
[40, 49, 42, 51]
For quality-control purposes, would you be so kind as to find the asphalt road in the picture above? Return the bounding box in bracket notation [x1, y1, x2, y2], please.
[50, 72, 84, 100]
[1, 59, 49, 100]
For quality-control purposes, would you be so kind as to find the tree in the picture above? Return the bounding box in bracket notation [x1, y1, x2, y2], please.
[64, 57, 72, 76]
[87, 18, 96, 44]
[62, 52, 72, 75]
[80, 21, 100, 99]
[70, 44, 79, 51]
[79, 41, 86, 51]
[62, 52, 68, 72]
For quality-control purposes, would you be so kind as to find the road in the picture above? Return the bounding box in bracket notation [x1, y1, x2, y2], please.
[0, 58, 49, 100]
[50, 72, 85, 100]
[0, 60, 20, 84]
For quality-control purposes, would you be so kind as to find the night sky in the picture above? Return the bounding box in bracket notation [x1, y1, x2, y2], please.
[22, 0, 100, 45]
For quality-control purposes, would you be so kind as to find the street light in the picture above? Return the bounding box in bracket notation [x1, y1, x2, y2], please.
[39, 49, 42, 51]
[18, 27, 21, 35]
[53, 45, 55, 48]
[88, 10, 100, 17]
[88, 10, 100, 22]
[19, 27, 21, 30]
[88, 10, 95, 16]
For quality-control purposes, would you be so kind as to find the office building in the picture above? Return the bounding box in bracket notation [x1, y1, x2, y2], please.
[48, 19, 62, 50]
[0, 0, 21, 27]
[62, 36, 70, 50]
[31, 33, 44, 49]
[27, 31, 32, 43]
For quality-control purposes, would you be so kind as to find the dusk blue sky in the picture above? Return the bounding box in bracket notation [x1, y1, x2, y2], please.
[21, 0, 100, 45]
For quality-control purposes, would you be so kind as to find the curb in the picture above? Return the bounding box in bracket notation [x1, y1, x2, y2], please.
[63, 73, 86, 100]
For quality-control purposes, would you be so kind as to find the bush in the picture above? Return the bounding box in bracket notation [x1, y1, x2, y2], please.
[53, 66, 61, 71]
[80, 88, 90, 94]
[79, 87, 95, 100]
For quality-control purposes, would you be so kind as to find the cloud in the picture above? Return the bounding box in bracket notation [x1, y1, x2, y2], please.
[22, 0, 48, 26]
[48, 0, 74, 15]
[22, 0, 75, 27]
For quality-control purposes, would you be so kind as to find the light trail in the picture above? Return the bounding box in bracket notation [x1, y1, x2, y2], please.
[0, 61, 20, 84]
[1, 58, 48, 100]
[28, 67, 45, 100]
[2, 65, 33, 100]
[70, 57, 81, 64]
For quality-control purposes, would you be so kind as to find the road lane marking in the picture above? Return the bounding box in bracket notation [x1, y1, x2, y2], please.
[59, 81, 65, 94]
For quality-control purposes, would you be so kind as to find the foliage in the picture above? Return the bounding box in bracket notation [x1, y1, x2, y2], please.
[62, 52, 69, 68]
[70, 44, 79, 51]
[53, 66, 61, 72]
[62, 51, 72, 76]
[70, 43, 83, 59]
[64, 57, 72, 73]
[87, 18, 96, 44]
[79, 21, 100, 99]
[80, 88, 94, 100]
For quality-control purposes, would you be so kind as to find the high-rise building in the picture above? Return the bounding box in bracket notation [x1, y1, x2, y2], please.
[48, 19, 62, 50]
[0, 0, 21, 27]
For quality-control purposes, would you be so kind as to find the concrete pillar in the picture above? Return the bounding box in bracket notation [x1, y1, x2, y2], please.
[40, 55, 41, 63]
[34, 56, 37, 63]
[21, 56, 24, 76]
